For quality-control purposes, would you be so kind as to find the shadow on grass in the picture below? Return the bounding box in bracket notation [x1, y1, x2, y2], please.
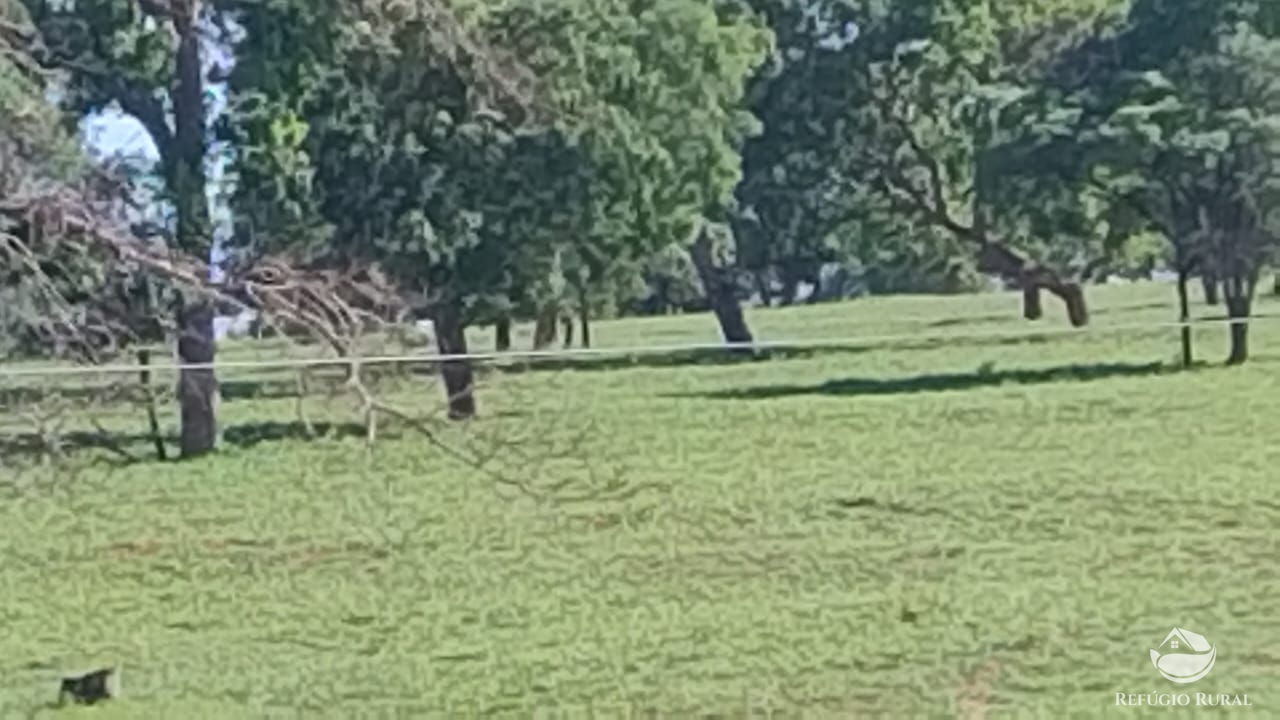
[0, 422, 375, 467]
[440, 332, 1100, 377]
[0, 429, 174, 467]
[220, 379, 302, 401]
[0, 383, 139, 409]
[220, 369, 405, 403]
[212, 328, 1157, 402]
[668, 361, 1179, 401]
[221, 421, 376, 449]
[926, 301, 1175, 329]
[478, 345, 856, 375]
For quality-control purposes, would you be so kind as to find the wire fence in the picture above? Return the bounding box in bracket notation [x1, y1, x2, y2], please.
[1, 312, 1276, 379]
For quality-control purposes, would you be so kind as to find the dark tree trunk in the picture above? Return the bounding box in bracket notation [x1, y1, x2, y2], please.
[1224, 268, 1253, 366]
[1202, 272, 1220, 305]
[804, 279, 821, 304]
[1021, 285, 1043, 321]
[494, 316, 512, 352]
[689, 227, 755, 350]
[655, 278, 671, 316]
[434, 301, 476, 419]
[1177, 267, 1194, 367]
[137, 349, 167, 461]
[976, 242, 1088, 327]
[779, 267, 798, 306]
[561, 315, 574, 349]
[176, 300, 217, 457]
[754, 270, 772, 307]
[172, 0, 216, 457]
[577, 285, 592, 348]
[532, 305, 558, 349]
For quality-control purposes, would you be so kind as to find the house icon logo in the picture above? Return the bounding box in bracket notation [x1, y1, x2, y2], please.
[1150, 628, 1217, 683]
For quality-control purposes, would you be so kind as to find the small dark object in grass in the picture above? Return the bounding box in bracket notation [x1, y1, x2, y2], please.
[58, 667, 117, 705]
[834, 496, 877, 509]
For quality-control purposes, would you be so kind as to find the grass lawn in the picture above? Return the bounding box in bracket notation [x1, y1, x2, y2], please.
[1, 282, 1278, 718]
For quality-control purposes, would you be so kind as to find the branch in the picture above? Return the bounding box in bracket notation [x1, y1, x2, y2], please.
[864, 60, 979, 243]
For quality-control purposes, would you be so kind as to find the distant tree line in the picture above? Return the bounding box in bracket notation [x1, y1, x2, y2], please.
[3, 0, 1279, 458]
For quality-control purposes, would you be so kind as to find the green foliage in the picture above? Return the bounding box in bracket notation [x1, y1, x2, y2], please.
[837, 0, 1128, 260]
[1037, 1, 1280, 291]
[731, 0, 1137, 298]
[220, 0, 769, 321]
[0, 1, 85, 183]
[731, 1, 863, 293]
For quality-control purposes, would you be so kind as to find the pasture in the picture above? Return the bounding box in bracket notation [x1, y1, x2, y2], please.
[1, 282, 1278, 718]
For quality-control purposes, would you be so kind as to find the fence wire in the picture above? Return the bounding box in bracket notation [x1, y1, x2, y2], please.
[0, 312, 1276, 379]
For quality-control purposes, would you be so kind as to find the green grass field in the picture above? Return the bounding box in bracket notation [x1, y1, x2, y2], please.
[2, 282, 1278, 718]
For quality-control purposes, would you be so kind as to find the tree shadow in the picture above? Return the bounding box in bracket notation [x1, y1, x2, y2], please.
[220, 421, 376, 449]
[220, 378, 312, 402]
[0, 429, 174, 467]
[668, 361, 1178, 401]
[926, 301, 1175, 328]
[927, 312, 1031, 328]
[0, 422, 380, 467]
[478, 345, 866, 375]
[0, 384, 140, 410]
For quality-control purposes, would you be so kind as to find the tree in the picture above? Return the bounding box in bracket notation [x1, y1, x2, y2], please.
[26, 0, 222, 456]
[483, 0, 771, 344]
[219, 0, 581, 418]
[814, 0, 1135, 326]
[1033, 0, 1280, 364]
[222, 0, 771, 374]
[732, 0, 865, 305]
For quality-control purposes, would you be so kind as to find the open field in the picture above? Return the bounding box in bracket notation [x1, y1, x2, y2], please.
[2, 282, 1279, 717]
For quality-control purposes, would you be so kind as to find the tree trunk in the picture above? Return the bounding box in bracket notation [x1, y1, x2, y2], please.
[1223, 265, 1253, 366]
[655, 278, 671, 315]
[532, 304, 558, 349]
[1202, 272, 1220, 305]
[1225, 293, 1250, 365]
[137, 349, 167, 461]
[976, 243, 1088, 327]
[494, 316, 511, 352]
[561, 315, 574, 349]
[1177, 267, 1193, 367]
[1054, 281, 1088, 327]
[577, 285, 592, 348]
[689, 227, 755, 349]
[754, 270, 772, 307]
[1273, 271, 1279, 296]
[176, 300, 217, 457]
[1021, 285, 1043, 321]
[779, 267, 798, 307]
[804, 278, 821, 304]
[433, 301, 476, 419]
[171, 1, 217, 458]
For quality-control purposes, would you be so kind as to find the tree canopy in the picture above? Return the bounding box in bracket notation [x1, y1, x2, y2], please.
[4, 0, 1279, 458]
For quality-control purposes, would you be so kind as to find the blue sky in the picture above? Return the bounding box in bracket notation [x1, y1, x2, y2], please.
[82, 82, 233, 276]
